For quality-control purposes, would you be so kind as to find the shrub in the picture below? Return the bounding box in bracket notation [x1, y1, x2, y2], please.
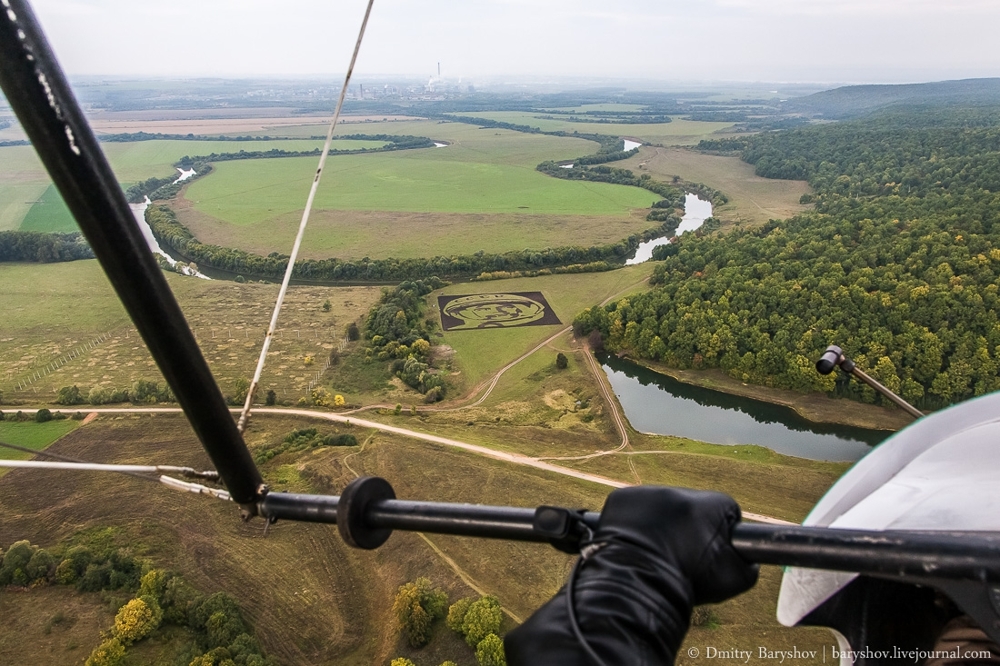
[139, 569, 169, 603]
[0, 540, 35, 585]
[462, 596, 503, 647]
[346, 322, 360, 341]
[113, 596, 161, 644]
[265, 390, 277, 406]
[391, 660, 416, 666]
[35, 408, 52, 423]
[447, 597, 474, 634]
[56, 385, 84, 405]
[26, 547, 55, 582]
[85, 638, 126, 666]
[556, 352, 568, 369]
[476, 633, 507, 666]
[334, 394, 345, 407]
[162, 576, 201, 625]
[393, 578, 448, 647]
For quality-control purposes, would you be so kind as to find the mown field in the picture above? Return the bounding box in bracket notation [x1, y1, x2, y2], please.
[0, 138, 379, 232]
[177, 119, 661, 260]
[616, 146, 813, 227]
[443, 112, 737, 146]
[0, 413, 842, 665]
[431, 264, 657, 392]
[0, 260, 383, 405]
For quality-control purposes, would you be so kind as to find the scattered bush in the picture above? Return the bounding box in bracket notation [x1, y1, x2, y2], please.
[56, 385, 85, 405]
[476, 633, 507, 666]
[462, 596, 503, 647]
[446, 597, 474, 633]
[85, 638, 126, 666]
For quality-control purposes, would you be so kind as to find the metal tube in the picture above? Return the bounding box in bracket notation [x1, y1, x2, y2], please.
[258, 493, 1000, 582]
[849, 367, 925, 420]
[0, 0, 263, 507]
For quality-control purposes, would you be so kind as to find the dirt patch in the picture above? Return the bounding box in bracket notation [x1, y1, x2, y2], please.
[80, 412, 98, 425]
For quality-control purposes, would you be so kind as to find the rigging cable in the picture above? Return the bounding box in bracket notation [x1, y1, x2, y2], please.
[0, 439, 229, 501]
[236, 0, 376, 434]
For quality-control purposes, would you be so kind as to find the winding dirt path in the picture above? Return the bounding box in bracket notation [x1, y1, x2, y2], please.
[31, 406, 792, 525]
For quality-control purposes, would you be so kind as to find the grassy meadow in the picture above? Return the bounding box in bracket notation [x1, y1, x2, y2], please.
[432, 264, 657, 392]
[177, 119, 661, 260]
[0, 260, 382, 404]
[0, 138, 379, 232]
[617, 146, 813, 227]
[0, 413, 841, 665]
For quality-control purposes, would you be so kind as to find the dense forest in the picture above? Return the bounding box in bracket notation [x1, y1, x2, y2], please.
[576, 107, 1000, 410]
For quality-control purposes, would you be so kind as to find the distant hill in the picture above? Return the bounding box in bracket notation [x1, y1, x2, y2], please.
[785, 78, 1000, 118]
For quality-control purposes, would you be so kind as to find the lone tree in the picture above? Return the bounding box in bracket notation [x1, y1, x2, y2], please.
[346, 322, 360, 341]
[555, 352, 568, 369]
[393, 578, 449, 647]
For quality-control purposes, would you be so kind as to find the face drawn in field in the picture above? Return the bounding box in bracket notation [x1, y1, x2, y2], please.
[438, 292, 562, 331]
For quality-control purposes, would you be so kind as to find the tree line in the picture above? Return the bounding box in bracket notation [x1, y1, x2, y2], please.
[577, 106, 1000, 410]
[0, 230, 94, 263]
[146, 205, 669, 282]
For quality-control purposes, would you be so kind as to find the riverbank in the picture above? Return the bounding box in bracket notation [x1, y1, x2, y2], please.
[625, 357, 914, 432]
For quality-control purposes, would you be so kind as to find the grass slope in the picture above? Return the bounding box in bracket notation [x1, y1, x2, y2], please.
[0, 413, 840, 665]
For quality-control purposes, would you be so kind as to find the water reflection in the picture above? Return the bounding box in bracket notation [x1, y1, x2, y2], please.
[600, 354, 887, 461]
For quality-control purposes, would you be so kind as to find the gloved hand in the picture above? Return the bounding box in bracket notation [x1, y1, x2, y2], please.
[505, 486, 759, 665]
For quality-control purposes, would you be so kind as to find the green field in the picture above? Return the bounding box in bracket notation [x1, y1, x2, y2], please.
[0, 420, 79, 476]
[433, 265, 656, 391]
[19, 184, 78, 232]
[177, 119, 663, 260]
[444, 112, 737, 145]
[0, 138, 382, 232]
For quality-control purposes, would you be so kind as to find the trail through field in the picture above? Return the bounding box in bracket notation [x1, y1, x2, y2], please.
[33, 407, 792, 526]
[416, 533, 523, 623]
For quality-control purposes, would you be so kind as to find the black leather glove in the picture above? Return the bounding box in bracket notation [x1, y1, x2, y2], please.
[505, 486, 759, 666]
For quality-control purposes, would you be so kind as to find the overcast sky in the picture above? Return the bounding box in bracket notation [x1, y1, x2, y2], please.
[26, 0, 1000, 85]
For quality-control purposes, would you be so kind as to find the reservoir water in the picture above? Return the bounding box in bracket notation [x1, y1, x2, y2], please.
[599, 354, 888, 461]
[627, 193, 713, 265]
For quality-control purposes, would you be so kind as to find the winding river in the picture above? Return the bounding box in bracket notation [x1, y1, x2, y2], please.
[627, 193, 713, 265]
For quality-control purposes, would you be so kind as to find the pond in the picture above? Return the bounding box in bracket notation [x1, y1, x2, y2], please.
[599, 354, 888, 461]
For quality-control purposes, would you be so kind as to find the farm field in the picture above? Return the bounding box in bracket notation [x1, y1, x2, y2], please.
[443, 111, 737, 145]
[432, 264, 657, 392]
[0, 420, 79, 477]
[0, 413, 840, 665]
[617, 146, 813, 227]
[177, 119, 662, 259]
[0, 138, 382, 232]
[0, 260, 383, 405]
